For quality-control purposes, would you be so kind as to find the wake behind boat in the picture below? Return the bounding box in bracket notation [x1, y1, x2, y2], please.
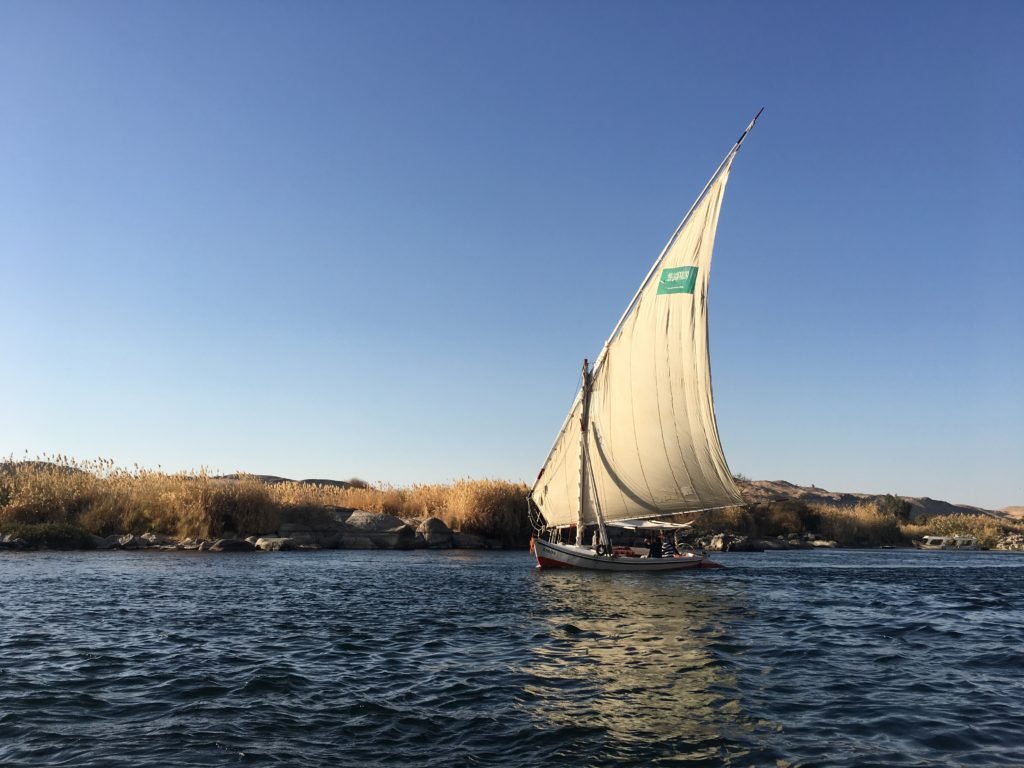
[528, 111, 762, 571]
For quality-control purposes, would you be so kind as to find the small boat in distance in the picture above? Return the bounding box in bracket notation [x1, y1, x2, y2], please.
[528, 111, 762, 572]
[915, 535, 979, 550]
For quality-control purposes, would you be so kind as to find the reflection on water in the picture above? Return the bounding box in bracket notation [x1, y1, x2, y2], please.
[520, 551, 1024, 767]
[522, 571, 774, 765]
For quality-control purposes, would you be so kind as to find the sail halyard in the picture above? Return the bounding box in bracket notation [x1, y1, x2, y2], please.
[531, 113, 761, 530]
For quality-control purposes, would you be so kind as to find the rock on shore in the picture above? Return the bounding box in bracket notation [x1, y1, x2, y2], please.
[698, 532, 838, 552]
[0, 508, 505, 553]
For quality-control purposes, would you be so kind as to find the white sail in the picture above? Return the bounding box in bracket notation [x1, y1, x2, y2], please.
[531, 150, 745, 528]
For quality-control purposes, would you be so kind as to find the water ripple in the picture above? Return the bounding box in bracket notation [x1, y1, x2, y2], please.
[2, 549, 1024, 766]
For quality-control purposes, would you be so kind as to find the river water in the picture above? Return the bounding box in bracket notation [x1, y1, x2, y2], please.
[1, 549, 1022, 767]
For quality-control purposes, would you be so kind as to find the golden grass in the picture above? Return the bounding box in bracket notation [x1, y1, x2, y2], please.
[812, 502, 904, 547]
[266, 479, 530, 544]
[689, 506, 757, 537]
[10, 457, 1017, 550]
[900, 513, 1022, 549]
[0, 456, 530, 544]
[692, 499, 1024, 548]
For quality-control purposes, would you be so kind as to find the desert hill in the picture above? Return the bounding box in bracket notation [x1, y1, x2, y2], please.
[736, 479, 1006, 521]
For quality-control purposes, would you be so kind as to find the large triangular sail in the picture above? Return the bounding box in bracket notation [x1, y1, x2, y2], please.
[531, 114, 760, 528]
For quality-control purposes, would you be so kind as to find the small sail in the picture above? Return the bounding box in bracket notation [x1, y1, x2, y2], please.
[532, 154, 743, 528]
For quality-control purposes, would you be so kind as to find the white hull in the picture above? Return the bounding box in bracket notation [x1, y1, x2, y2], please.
[915, 535, 979, 550]
[532, 537, 721, 572]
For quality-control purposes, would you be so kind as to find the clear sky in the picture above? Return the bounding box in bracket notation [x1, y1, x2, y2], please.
[2, 1, 1021, 510]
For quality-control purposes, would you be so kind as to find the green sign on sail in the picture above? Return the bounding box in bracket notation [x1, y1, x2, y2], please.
[657, 266, 699, 294]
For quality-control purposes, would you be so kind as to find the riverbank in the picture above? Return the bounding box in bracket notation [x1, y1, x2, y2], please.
[0, 458, 529, 551]
[0, 509, 506, 552]
[3, 458, 1023, 552]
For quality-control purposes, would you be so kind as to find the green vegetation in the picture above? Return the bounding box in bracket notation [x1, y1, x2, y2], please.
[879, 494, 913, 522]
[1, 456, 531, 546]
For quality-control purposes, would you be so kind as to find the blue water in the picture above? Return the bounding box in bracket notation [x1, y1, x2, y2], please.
[1, 549, 1022, 767]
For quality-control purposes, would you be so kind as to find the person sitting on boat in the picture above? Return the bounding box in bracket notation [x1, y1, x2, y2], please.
[646, 535, 662, 558]
[660, 531, 679, 557]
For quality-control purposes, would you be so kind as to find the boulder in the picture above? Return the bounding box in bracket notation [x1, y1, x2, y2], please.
[118, 534, 147, 550]
[729, 537, 768, 552]
[702, 533, 767, 552]
[754, 538, 790, 551]
[141, 532, 175, 546]
[278, 522, 313, 537]
[343, 511, 415, 550]
[92, 535, 117, 550]
[340, 533, 377, 549]
[278, 507, 352, 548]
[283, 531, 320, 547]
[210, 538, 255, 552]
[179, 537, 203, 550]
[254, 537, 296, 551]
[705, 533, 729, 552]
[416, 517, 453, 549]
[452, 532, 487, 549]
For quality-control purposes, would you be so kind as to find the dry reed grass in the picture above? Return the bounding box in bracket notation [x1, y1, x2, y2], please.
[692, 499, 1019, 548]
[900, 513, 1023, 549]
[0, 456, 530, 544]
[690, 506, 757, 537]
[812, 502, 904, 547]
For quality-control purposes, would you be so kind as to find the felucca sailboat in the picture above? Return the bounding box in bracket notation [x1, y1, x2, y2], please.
[528, 111, 761, 571]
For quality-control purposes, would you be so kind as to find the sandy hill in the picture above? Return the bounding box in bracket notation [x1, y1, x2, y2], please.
[214, 474, 353, 489]
[737, 479, 1003, 522]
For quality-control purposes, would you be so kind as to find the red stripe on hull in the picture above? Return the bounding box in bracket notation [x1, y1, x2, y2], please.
[536, 555, 573, 569]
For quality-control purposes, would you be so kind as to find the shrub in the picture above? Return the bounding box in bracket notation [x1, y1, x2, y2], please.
[879, 494, 912, 522]
[1, 522, 95, 550]
[757, 500, 820, 537]
[812, 501, 903, 547]
[690, 506, 756, 537]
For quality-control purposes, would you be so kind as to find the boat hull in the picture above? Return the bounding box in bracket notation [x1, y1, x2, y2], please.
[532, 537, 721, 572]
[914, 536, 979, 550]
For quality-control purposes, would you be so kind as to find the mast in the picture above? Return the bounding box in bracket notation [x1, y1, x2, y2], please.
[576, 359, 591, 545]
[576, 358, 610, 550]
[585, 421, 611, 552]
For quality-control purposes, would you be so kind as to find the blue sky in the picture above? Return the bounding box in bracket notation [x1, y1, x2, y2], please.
[2, 1, 1021, 509]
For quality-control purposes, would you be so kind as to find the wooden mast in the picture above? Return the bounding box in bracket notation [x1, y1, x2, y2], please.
[577, 359, 610, 551]
[576, 359, 591, 546]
